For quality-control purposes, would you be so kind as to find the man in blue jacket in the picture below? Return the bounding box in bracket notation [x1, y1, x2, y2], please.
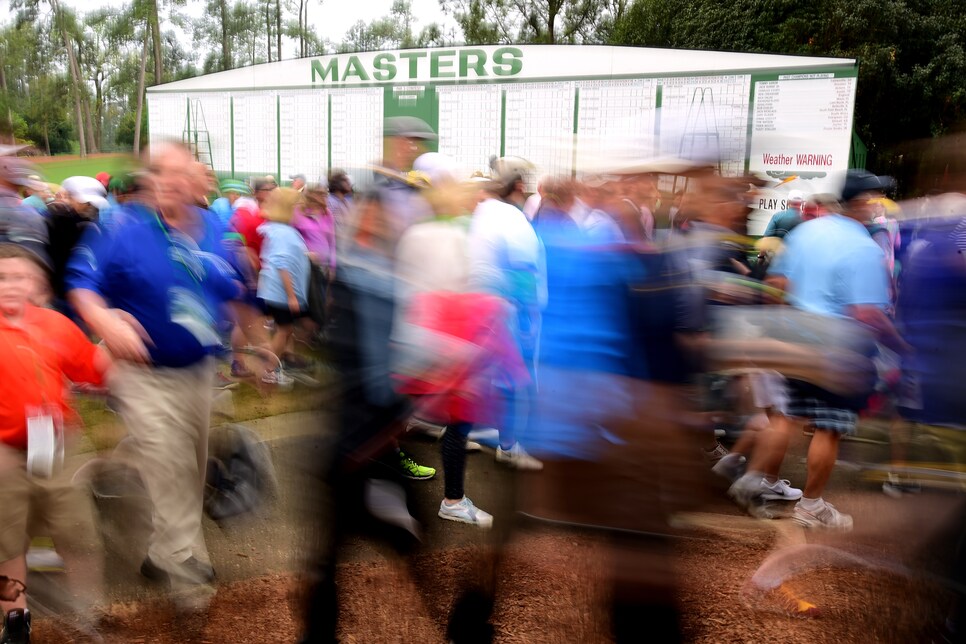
[66, 143, 247, 606]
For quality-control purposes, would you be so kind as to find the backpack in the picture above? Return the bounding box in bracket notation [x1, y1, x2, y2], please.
[204, 424, 279, 521]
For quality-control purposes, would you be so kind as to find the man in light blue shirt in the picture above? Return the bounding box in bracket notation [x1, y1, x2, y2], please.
[768, 170, 906, 532]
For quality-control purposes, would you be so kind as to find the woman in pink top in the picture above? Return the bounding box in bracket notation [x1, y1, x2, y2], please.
[291, 184, 336, 333]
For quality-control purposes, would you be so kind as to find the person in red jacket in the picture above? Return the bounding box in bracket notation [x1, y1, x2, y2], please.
[0, 243, 110, 642]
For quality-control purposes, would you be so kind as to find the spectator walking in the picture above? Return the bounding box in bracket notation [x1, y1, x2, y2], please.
[768, 170, 907, 530]
[67, 143, 248, 607]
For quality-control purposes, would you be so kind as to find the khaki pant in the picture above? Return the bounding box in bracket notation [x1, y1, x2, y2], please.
[110, 358, 215, 580]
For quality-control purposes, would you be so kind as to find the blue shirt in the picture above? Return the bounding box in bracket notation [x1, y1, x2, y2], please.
[770, 214, 890, 317]
[66, 203, 242, 368]
[256, 222, 310, 307]
[525, 208, 640, 460]
[210, 197, 234, 229]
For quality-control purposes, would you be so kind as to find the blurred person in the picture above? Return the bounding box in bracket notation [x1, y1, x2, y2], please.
[209, 179, 253, 229]
[66, 142, 249, 607]
[522, 174, 549, 221]
[231, 174, 276, 270]
[326, 169, 353, 231]
[45, 176, 108, 322]
[468, 160, 545, 470]
[94, 171, 111, 192]
[768, 170, 908, 530]
[256, 187, 310, 386]
[684, 177, 770, 463]
[20, 176, 50, 216]
[762, 190, 805, 239]
[571, 177, 625, 243]
[345, 116, 436, 254]
[222, 176, 275, 378]
[868, 196, 902, 280]
[0, 243, 109, 643]
[526, 178, 693, 642]
[394, 177, 526, 527]
[289, 173, 306, 193]
[620, 174, 658, 240]
[293, 184, 337, 335]
[298, 120, 440, 643]
[0, 158, 48, 270]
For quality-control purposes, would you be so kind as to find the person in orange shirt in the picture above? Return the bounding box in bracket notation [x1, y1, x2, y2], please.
[0, 243, 110, 642]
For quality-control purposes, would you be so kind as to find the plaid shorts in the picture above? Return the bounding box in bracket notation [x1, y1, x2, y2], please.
[786, 380, 860, 435]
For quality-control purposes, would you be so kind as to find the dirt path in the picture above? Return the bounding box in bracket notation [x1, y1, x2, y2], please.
[33, 524, 946, 643]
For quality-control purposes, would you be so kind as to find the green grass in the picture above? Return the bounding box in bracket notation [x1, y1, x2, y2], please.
[33, 153, 134, 185]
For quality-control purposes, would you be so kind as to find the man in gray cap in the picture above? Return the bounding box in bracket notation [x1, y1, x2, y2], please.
[0, 156, 50, 275]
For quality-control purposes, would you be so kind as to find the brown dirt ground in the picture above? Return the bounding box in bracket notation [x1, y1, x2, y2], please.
[33, 527, 946, 643]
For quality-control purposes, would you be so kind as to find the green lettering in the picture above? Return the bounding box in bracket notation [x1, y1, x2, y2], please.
[492, 47, 523, 77]
[398, 51, 427, 78]
[341, 55, 370, 81]
[373, 53, 397, 81]
[459, 49, 487, 77]
[430, 50, 456, 78]
[311, 58, 339, 83]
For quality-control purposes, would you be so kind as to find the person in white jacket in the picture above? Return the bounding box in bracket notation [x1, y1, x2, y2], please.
[467, 162, 546, 470]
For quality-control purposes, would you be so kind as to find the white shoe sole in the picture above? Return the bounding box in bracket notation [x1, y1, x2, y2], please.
[791, 512, 853, 531]
[438, 510, 493, 529]
[761, 491, 803, 502]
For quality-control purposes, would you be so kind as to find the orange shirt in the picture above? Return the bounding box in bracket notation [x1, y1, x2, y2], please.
[0, 306, 104, 450]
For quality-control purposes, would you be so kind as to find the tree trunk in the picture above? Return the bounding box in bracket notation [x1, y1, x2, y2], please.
[94, 71, 104, 146]
[133, 31, 149, 154]
[0, 59, 12, 144]
[266, 2, 272, 63]
[69, 36, 99, 153]
[151, 0, 163, 84]
[298, 0, 304, 57]
[50, 0, 87, 157]
[275, 0, 282, 61]
[43, 123, 50, 156]
[220, 0, 231, 70]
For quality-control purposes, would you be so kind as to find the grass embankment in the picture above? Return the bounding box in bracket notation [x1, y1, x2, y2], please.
[33, 153, 135, 184]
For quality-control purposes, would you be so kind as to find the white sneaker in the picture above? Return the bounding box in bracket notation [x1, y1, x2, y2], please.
[496, 442, 543, 471]
[711, 453, 746, 483]
[465, 440, 482, 452]
[438, 497, 493, 529]
[792, 500, 853, 531]
[728, 475, 778, 520]
[760, 479, 803, 501]
[261, 367, 294, 389]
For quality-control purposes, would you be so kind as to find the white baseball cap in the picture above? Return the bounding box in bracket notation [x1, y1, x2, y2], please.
[62, 175, 109, 211]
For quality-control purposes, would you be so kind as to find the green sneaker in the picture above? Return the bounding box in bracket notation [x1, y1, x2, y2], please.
[397, 451, 436, 480]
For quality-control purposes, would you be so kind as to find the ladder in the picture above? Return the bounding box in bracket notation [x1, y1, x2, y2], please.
[183, 99, 214, 172]
[678, 87, 722, 174]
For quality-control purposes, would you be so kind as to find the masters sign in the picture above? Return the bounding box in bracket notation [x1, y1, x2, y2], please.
[310, 47, 524, 84]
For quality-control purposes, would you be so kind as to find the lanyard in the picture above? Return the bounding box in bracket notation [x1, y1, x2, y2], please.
[154, 212, 203, 286]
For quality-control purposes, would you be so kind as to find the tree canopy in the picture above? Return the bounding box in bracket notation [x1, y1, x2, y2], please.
[0, 0, 960, 171]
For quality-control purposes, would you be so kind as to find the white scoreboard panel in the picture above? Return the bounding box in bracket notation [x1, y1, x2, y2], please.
[437, 84, 502, 178]
[279, 90, 328, 184]
[503, 82, 576, 179]
[329, 88, 383, 187]
[575, 78, 658, 174]
[147, 93, 186, 145]
[232, 92, 278, 176]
